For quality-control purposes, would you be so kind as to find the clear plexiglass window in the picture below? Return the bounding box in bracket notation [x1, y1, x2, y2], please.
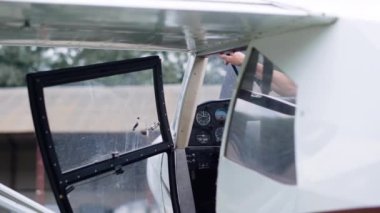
[225, 49, 297, 184]
[68, 158, 162, 213]
[44, 69, 160, 172]
[27, 56, 179, 212]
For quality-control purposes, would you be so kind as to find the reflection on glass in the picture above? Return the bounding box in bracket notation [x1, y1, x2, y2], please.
[225, 49, 297, 184]
[198, 54, 234, 103]
[214, 108, 227, 121]
[44, 70, 161, 172]
[225, 99, 295, 184]
[68, 159, 160, 213]
[214, 127, 224, 143]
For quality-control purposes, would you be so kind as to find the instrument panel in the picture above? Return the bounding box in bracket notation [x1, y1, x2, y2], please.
[186, 99, 230, 212]
[189, 99, 230, 146]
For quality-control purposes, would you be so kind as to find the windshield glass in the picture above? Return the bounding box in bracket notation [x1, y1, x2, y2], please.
[225, 48, 297, 184]
[198, 54, 238, 103]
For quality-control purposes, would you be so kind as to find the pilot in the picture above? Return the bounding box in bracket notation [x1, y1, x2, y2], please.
[220, 52, 297, 97]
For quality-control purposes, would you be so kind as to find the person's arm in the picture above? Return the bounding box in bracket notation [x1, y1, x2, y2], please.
[220, 52, 245, 66]
[220, 52, 297, 96]
[256, 63, 297, 97]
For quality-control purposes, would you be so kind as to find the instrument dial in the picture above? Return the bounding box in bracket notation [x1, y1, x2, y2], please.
[196, 110, 211, 126]
[215, 108, 227, 121]
[215, 127, 224, 143]
[195, 132, 211, 144]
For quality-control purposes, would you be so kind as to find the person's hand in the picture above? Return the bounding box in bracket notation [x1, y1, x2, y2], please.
[219, 52, 245, 66]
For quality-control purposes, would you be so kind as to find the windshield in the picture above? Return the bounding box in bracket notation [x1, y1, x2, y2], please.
[198, 54, 238, 103]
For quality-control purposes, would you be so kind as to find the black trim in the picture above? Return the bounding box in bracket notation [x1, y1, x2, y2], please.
[231, 65, 239, 75]
[240, 49, 259, 93]
[262, 57, 273, 95]
[31, 57, 157, 87]
[238, 89, 295, 115]
[27, 74, 70, 211]
[196, 98, 230, 108]
[62, 143, 171, 185]
[152, 59, 181, 213]
[197, 45, 247, 57]
[27, 56, 180, 213]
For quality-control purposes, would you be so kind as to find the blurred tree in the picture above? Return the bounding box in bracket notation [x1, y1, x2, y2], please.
[0, 45, 226, 87]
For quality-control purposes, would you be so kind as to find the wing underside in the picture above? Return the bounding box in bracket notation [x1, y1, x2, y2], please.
[0, 0, 335, 54]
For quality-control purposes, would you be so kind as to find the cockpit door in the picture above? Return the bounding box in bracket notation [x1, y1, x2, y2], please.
[27, 56, 180, 212]
[216, 48, 297, 212]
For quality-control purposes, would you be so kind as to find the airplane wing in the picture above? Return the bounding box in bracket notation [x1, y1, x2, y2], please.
[0, 0, 334, 54]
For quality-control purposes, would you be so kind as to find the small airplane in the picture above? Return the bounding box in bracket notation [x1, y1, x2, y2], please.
[1, 0, 380, 212]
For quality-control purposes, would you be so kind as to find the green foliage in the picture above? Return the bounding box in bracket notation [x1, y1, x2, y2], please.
[0, 46, 47, 87]
[0, 46, 187, 87]
[0, 45, 225, 87]
[0, 64, 25, 86]
[204, 55, 226, 84]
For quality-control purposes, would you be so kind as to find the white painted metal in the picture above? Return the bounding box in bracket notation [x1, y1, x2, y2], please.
[272, 0, 380, 21]
[217, 8, 380, 212]
[0, 183, 54, 213]
[147, 152, 172, 213]
[175, 150, 197, 213]
[173, 56, 208, 148]
[4, 0, 378, 212]
[0, 194, 36, 213]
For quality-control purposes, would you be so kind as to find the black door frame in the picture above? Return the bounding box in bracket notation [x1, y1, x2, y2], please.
[27, 56, 180, 212]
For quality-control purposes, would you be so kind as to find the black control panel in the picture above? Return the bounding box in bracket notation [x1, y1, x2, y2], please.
[189, 99, 229, 146]
[186, 99, 230, 213]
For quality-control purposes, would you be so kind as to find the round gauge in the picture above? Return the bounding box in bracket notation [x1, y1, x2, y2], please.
[215, 127, 224, 143]
[195, 132, 211, 144]
[214, 108, 227, 121]
[196, 110, 211, 126]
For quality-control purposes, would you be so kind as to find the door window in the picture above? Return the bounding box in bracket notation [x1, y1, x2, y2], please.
[27, 56, 179, 212]
[225, 49, 297, 185]
[43, 70, 159, 173]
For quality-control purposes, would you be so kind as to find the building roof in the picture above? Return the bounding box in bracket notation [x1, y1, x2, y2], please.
[0, 86, 220, 133]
